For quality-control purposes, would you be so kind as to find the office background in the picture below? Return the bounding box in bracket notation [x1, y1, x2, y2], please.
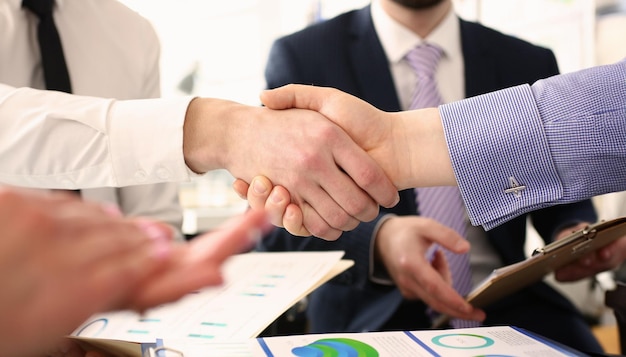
[116, 0, 626, 350]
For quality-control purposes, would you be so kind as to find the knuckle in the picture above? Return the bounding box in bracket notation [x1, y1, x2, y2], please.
[325, 211, 355, 231]
[353, 165, 381, 191]
[311, 225, 341, 241]
[421, 280, 439, 296]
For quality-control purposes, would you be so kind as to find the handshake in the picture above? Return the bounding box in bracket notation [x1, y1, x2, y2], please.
[222, 84, 456, 240]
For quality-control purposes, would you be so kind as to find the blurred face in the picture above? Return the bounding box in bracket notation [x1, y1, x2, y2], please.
[390, 0, 445, 9]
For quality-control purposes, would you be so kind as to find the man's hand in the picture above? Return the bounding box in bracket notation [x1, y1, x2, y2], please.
[0, 187, 270, 357]
[554, 222, 626, 282]
[184, 97, 399, 240]
[233, 85, 454, 237]
[374, 216, 485, 322]
[233, 176, 309, 236]
[259, 84, 456, 190]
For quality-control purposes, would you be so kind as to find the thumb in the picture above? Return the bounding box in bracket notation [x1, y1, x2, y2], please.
[232, 178, 250, 200]
[260, 84, 330, 111]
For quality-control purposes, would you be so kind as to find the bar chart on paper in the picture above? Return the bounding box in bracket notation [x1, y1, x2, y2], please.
[71, 251, 353, 355]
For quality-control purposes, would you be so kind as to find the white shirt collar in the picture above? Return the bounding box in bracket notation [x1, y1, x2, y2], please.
[371, 0, 461, 65]
[13, 0, 66, 12]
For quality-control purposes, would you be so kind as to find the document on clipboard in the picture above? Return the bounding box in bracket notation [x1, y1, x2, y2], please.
[433, 216, 626, 328]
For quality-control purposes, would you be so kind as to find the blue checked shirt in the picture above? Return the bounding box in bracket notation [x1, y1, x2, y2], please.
[440, 60, 626, 230]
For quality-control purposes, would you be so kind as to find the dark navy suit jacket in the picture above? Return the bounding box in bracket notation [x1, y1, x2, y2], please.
[259, 6, 602, 353]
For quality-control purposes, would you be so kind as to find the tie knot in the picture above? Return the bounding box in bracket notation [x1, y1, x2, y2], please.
[405, 43, 443, 78]
[22, 0, 55, 18]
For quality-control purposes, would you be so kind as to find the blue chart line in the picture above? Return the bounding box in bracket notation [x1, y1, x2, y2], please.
[127, 330, 151, 335]
[188, 333, 214, 339]
[241, 292, 266, 297]
[431, 333, 495, 349]
[201, 322, 227, 327]
[264, 274, 286, 279]
[75, 318, 109, 337]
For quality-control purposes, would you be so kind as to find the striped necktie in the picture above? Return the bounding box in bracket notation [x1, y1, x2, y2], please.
[406, 43, 477, 328]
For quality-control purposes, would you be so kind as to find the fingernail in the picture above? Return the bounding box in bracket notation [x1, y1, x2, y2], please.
[455, 240, 470, 251]
[248, 228, 263, 244]
[102, 203, 122, 217]
[151, 241, 172, 260]
[136, 221, 170, 242]
[249, 215, 274, 243]
[270, 189, 283, 204]
[253, 178, 267, 195]
[135, 221, 172, 259]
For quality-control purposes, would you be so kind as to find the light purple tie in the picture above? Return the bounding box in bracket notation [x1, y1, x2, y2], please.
[406, 44, 477, 328]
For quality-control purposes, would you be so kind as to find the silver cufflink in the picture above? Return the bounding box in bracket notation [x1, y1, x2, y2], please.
[504, 176, 526, 197]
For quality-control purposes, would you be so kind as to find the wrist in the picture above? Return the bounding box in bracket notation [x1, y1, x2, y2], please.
[183, 98, 243, 174]
[398, 108, 455, 189]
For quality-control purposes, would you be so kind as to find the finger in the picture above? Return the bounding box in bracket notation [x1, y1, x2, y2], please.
[25, 229, 171, 336]
[245, 177, 291, 229]
[300, 183, 360, 235]
[555, 264, 594, 282]
[554, 252, 617, 282]
[264, 186, 291, 228]
[245, 175, 356, 237]
[246, 176, 271, 211]
[299, 200, 344, 240]
[282, 203, 310, 237]
[422, 219, 469, 254]
[431, 249, 452, 284]
[261, 85, 400, 209]
[332, 138, 399, 210]
[133, 210, 272, 307]
[260, 84, 330, 111]
[54, 219, 171, 270]
[232, 178, 250, 200]
[414, 250, 483, 321]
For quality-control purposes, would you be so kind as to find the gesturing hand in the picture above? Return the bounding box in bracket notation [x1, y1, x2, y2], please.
[0, 187, 270, 357]
[374, 215, 484, 322]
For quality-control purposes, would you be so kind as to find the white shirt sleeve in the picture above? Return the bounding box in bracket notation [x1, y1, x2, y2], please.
[0, 84, 194, 189]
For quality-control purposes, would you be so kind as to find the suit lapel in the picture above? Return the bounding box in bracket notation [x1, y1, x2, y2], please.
[460, 19, 499, 98]
[349, 6, 401, 112]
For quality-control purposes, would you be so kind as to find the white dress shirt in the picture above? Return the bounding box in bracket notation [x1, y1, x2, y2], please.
[0, 0, 188, 235]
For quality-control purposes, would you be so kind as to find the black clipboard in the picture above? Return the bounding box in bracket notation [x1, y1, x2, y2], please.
[433, 216, 626, 328]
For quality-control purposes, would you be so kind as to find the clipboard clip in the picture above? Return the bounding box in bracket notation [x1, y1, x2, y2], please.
[531, 224, 597, 256]
[143, 346, 184, 357]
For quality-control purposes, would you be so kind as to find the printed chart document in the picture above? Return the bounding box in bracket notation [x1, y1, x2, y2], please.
[71, 251, 352, 355]
[144, 326, 588, 357]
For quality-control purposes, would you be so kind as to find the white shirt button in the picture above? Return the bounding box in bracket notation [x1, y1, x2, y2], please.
[134, 170, 148, 182]
[156, 167, 171, 180]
